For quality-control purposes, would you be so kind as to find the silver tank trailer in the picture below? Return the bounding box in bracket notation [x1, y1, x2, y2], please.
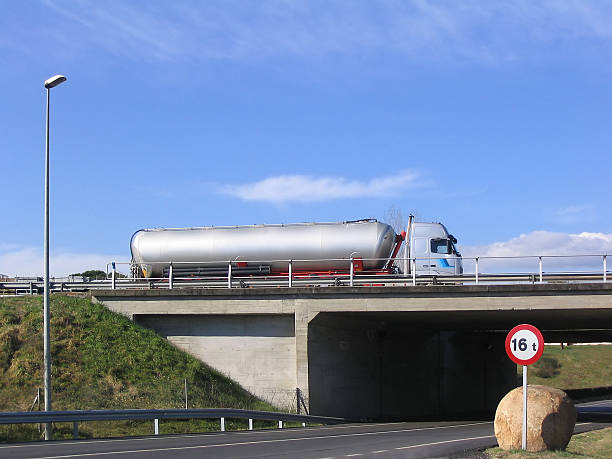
[131, 219, 397, 277]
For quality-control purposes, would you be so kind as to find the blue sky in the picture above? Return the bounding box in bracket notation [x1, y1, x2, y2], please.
[1, 0, 612, 276]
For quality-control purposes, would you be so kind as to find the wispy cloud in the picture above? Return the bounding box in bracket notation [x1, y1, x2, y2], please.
[460, 230, 612, 272]
[462, 231, 612, 258]
[0, 246, 127, 277]
[221, 170, 421, 203]
[20, 1, 612, 65]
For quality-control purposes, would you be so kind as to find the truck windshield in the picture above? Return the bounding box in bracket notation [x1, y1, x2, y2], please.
[431, 239, 450, 254]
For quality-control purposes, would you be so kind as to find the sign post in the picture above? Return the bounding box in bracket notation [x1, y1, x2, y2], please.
[505, 324, 545, 450]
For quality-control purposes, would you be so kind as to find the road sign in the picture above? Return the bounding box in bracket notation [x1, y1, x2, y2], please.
[505, 324, 544, 366]
[505, 323, 545, 451]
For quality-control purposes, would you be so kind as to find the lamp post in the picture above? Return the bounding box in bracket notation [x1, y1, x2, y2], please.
[43, 74, 66, 441]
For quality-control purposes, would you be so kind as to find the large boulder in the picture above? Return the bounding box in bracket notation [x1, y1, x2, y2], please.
[494, 385, 576, 452]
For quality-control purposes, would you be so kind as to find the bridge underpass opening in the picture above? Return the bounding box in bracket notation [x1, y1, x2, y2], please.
[307, 313, 516, 420]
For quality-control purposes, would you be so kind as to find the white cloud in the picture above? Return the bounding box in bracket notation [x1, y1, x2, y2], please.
[462, 231, 612, 258]
[0, 247, 127, 278]
[221, 170, 421, 203]
[459, 230, 612, 272]
[24, 1, 612, 65]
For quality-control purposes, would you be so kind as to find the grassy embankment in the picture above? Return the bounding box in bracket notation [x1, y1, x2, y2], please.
[0, 295, 277, 442]
[523, 344, 612, 390]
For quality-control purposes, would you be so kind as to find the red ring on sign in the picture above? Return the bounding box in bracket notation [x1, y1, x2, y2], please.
[505, 324, 545, 366]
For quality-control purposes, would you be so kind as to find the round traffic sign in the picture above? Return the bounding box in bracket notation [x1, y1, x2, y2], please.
[505, 324, 544, 366]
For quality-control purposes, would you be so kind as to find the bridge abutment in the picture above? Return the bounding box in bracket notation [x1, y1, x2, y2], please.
[92, 284, 612, 419]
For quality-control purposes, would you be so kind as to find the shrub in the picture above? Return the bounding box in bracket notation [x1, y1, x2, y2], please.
[534, 356, 562, 378]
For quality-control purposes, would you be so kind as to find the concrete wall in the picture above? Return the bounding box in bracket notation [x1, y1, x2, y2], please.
[308, 313, 516, 419]
[136, 314, 297, 407]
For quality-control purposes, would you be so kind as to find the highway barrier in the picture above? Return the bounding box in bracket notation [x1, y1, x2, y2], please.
[0, 408, 350, 440]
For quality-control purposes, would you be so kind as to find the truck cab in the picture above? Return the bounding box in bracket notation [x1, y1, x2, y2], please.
[408, 221, 463, 276]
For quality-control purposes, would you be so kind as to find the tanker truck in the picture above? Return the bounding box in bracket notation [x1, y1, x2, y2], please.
[130, 217, 462, 279]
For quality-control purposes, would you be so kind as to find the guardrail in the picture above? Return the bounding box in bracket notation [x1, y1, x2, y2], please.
[1, 254, 609, 294]
[114, 254, 610, 287]
[0, 408, 349, 440]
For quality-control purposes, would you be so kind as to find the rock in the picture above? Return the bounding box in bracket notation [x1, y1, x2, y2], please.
[494, 385, 576, 452]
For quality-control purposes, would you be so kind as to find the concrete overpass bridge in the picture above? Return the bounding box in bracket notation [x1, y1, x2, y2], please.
[92, 283, 612, 420]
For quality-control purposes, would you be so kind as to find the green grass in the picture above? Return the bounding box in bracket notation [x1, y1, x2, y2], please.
[485, 426, 612, 458]
[0, 295, 277, 442]
[520, 345, 612, 390]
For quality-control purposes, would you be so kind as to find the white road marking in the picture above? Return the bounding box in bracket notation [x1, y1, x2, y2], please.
[394, 434, 495, 450]
[579, 400, 612, 407]
[342, 424, 601, 458]
[0, 421, 424, 450]
[32, 422, 494, 458]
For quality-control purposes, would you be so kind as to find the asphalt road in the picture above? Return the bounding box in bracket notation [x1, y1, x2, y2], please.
[0, 400, 610, 459]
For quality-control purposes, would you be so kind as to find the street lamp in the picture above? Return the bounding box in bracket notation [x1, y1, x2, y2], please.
[43, 74, 66, 441]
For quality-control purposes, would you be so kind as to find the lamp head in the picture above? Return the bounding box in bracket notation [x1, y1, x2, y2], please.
[44, 75, 67, 89]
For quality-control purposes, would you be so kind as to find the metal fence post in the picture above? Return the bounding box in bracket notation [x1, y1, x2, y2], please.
[111, 262, 116, 290]
[538, 256, 543, 283]
[184, 378, 188, 409]
[227, 262, 232, 289]
[73, 421, 78, 439]
[604, 255, 608, 282]
[475, 257, 479, 284]
[154, 418, 159, 435]
[349, 258, 354, 287]
[220, 417, 225, 431]
[288, 260, 293, 288]
[296, 388, 301, 414]
[37, 387, 41, 434]
[169, 262, 173, 290]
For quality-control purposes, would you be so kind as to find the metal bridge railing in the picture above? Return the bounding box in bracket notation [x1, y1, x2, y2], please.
[1, 254, 609, 294]
[109, 254, 610, 288]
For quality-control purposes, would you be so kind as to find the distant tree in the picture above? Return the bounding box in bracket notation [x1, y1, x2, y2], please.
[381, 205, 420, 270]
[72, 269, 128, 280]
[383, 205, 408, 236]
[71, 270, 107, 280]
